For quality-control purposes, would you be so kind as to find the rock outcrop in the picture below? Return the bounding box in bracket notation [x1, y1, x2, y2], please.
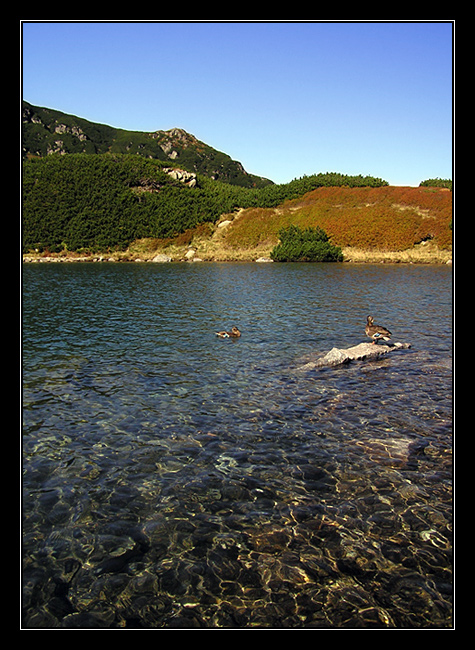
[299, 341, 411, 370]
[54, 123, 87, 141]
[162, 167, 197, 187]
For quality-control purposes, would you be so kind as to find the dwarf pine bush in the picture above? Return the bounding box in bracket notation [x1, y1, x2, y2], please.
[270, 225, 343, 262]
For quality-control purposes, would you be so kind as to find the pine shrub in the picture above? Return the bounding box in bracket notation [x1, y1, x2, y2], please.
[270, 225, 343, 262]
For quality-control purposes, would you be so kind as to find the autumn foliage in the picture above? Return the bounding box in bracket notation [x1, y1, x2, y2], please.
[227, 186, 452, 252]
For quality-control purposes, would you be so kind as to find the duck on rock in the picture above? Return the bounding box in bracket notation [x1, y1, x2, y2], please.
[365, 315, 392, 345]
[216, 326, 241, 339]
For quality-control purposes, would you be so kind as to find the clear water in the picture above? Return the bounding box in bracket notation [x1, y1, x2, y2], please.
[22, 262, 453, 628]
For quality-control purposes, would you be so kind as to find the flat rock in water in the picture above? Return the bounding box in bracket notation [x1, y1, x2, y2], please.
[300, 341, 411, 370]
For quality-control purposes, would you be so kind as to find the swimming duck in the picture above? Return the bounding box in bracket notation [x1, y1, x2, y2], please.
[365, 315, 392, 344]
[216, 326, 241, 338]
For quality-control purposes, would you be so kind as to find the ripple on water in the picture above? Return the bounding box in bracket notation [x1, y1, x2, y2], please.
[23, 263, 452, 628]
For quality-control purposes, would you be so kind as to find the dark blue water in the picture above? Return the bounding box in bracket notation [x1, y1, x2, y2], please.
[22, 262, 452, 628]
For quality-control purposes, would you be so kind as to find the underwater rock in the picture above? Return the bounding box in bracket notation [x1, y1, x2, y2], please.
[300, 342, 411, 370]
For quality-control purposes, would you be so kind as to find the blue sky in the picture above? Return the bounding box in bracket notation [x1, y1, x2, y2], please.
[22, 21, 453, 186]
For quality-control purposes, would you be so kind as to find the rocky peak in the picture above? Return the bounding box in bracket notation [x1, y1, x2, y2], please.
[149, 127, 200, 159]
[165, 127, 193, 142]
[22, 101, 273, 188]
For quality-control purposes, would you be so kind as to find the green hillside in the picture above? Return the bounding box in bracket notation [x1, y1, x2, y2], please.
[22, 152, 389, 253]
[22, 154, 232, 252]
[135, 184, 452, 264]
[22, 101, 272, 188]
[22, 101, 451, 261]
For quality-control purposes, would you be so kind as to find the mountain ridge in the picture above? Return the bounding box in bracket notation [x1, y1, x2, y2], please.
[22, 102, 451, 262]
[22, 101, 273, 188]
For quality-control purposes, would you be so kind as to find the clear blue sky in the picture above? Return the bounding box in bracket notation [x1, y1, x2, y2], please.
[22, 21, 453, 186]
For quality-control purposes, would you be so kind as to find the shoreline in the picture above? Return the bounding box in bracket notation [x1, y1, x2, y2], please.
[22, 251, 452, 265]
[22, 241, 452, 266]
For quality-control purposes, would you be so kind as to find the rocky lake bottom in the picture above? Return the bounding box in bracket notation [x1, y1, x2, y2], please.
[22, 262, 453, 628]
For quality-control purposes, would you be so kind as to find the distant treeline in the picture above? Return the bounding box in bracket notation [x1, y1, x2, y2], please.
[419, 178, 452, 190]
[22, 153, 389, 253]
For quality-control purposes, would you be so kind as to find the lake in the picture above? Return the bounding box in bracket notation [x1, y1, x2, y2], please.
[22, 262, 453, 628]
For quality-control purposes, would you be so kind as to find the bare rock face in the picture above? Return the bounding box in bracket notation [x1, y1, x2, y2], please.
[299, 342, 411, 370]
[162, 167, 197, 187]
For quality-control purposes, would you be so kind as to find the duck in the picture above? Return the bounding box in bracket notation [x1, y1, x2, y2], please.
[365, 315, 392, 344]
[216, 326, 241, 338]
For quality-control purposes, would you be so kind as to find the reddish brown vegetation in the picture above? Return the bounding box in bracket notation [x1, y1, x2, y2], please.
[227, 186, 452, 252]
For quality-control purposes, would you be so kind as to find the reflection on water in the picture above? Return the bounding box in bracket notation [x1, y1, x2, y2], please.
[22, 263, 452, 628]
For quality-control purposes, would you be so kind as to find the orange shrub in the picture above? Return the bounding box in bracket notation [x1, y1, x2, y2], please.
[225, 186, 452, 252]
[278, 186, 452, 251]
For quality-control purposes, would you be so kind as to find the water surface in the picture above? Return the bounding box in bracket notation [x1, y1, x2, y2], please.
[22, 262, 452, 628]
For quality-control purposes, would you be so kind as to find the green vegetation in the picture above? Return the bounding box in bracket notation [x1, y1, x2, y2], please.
[270, 225, 343, 262]
[22, 101, 394, 255]
[22, 101, 272, 189]
[419, 178, 452, 190]
[22, 153, 389, 253]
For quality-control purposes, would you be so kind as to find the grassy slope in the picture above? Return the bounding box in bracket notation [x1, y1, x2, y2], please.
[129, 185, 452, 263]
[224, 186, 452, 249]
[24, 185, 453, 263]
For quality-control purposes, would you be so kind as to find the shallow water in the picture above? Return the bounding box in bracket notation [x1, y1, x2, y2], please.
[22, 262, 453, 628]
